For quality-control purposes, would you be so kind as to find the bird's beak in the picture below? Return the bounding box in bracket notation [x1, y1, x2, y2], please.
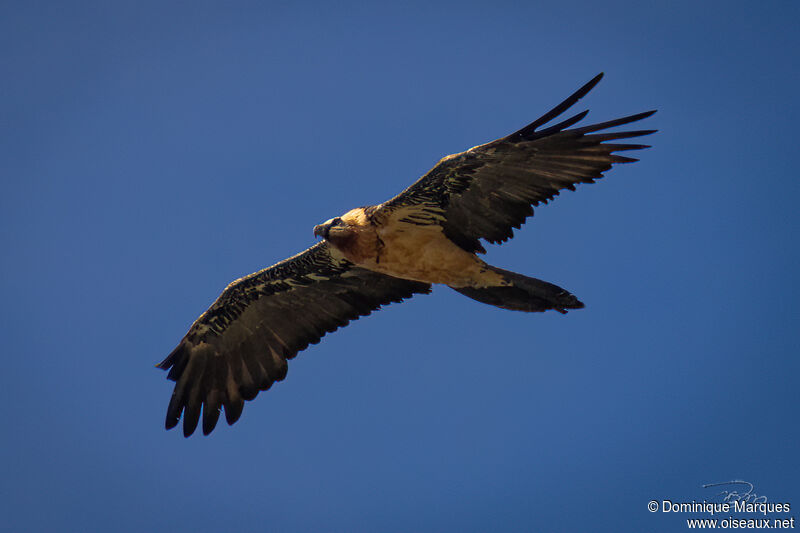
[313, 223, 328, 239]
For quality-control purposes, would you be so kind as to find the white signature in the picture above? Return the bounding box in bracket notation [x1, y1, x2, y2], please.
[703, 480, 767, 504]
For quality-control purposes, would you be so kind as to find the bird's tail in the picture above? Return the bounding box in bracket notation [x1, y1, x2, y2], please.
[451, 266, 584, 314]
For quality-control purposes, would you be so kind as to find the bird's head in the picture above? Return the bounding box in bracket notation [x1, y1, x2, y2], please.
[313, 208, 370, 250]
[313, 217, 345, 240]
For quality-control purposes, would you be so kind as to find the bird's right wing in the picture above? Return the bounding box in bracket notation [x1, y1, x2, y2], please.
[157, 241, 431, 437]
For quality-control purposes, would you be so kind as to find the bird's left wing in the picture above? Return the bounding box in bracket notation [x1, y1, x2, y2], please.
[157, 241, 430, 437]
[376, 73, 656, 254]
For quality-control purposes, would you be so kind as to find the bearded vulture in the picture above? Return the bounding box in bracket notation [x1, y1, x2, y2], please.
[157, 73, 656, 436]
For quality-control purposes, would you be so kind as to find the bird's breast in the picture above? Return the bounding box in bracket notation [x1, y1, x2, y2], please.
[337, 222, 503, 288]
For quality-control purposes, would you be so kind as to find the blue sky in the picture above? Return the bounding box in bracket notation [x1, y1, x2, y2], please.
[2, 2, 798, 532]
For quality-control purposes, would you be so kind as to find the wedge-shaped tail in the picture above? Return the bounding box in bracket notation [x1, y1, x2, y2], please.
[452, 266, 584, 314]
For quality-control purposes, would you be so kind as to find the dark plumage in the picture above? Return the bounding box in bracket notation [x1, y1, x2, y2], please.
[382, 74, 654, 254]
[158, 73, 656, 436]
[158, 243, 430, 436]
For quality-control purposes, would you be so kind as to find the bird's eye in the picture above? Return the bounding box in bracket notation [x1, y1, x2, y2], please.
[332, 217, 343, 225]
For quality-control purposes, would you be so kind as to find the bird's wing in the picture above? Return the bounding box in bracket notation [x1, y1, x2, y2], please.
[377, 73, 656, 254]
[157, 241, 431, 437]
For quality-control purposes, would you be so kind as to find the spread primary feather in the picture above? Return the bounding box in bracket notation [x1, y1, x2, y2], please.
[157, 73, 656, 436]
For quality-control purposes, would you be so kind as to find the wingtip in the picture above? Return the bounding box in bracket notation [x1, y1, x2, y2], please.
[165, 414, 179, 431]
[623, 110, 657, 123]
[507, 73, 607, 140]
[156, 344, 183, 370]
[183, 419, 198, 438]
[575, 72, 604, 100]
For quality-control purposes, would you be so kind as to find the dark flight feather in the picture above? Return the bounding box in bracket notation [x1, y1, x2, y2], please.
[157, 241, 431, 436]
[382, 72, 657, 254]
[158, 73, 656, 437]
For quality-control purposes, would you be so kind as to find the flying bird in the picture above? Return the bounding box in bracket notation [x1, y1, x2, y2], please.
[158, 73, 656, 437]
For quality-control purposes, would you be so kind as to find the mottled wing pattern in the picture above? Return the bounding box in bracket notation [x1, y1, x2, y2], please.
[157, 241, 431, 436]
[380, 73, 656, 254]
